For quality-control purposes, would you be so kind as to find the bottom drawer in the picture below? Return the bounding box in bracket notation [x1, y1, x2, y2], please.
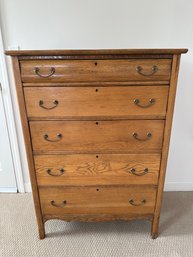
[39, 186, 156, 216]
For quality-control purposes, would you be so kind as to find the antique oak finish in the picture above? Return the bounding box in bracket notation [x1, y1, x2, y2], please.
[6, 49, 187, 239]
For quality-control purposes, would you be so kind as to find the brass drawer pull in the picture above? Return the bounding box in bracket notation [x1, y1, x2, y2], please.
[44, 133, 62, 142]
[47, 168, 65, 176]
[35, 67, 55, 78]
[50, 200, 67, 208]
[39, 100, 59, 110]
[129, 199, 146, 206]
[136, 65, 158, 76]
[133, 132, 152, 141]
[134, 98, 155, 108]
[130, 168, 149, 176]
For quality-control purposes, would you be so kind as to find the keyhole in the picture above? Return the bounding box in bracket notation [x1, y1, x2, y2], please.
[96, 89, 98, 92]
[95, 62, 98, 66]
[96, 122, 99, 125]
[96, 188, 99, 191]
[96, 155, 99, 158]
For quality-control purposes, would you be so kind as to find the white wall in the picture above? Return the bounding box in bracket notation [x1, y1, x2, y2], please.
[0, 86, 17, 191]
[0, 0, 192, 191]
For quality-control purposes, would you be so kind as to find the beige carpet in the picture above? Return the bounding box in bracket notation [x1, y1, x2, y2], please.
[0, 192, 193, 257]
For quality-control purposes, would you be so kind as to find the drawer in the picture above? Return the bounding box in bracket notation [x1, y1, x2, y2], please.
[24, 86, 169, 120]
[39, 186, 157, 216]
[20, 59, 172, 83]
[30, 120, 164, 153]
[34, 154, 160, 186]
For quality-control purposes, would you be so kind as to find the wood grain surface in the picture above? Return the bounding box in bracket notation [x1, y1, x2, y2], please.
[11, 57, 45, 239]
[20, 59, 172, 82]
[24, 86, 169, 120]
[39, 186, 157, 215]
[34, 154, 160, 186]
[151, 54, 182, 239]
[7, 49, 186, 239]
[5, 48, 188, 56]
[43, 213, 153, 222]
[30, 120, 165, 153]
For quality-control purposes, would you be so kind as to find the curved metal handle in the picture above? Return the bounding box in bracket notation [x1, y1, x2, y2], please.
[133, 132, 152, 141]
[136, 65, 158, 76]
[47, 168, 65, 176]
[129, 199, 146, 206]
[50, 200, 67, 208]
[35, 67, 55, 78]
[39, 100, 59, 110]
[134, 98, 155, 108]
[44, 133, 62, 142]
[130, 168, 149, 176]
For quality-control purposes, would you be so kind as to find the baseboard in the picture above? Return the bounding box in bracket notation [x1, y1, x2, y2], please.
[24, 182, 32, 192]
[164, 182, 193, 191]
[24, 182, 193, 193]
[0, 187, 17, 193]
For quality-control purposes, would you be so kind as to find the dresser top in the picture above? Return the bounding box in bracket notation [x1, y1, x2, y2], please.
[5, 48, 188, 56]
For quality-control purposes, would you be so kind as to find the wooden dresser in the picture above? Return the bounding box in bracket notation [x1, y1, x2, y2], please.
[6, 49, 187, 239]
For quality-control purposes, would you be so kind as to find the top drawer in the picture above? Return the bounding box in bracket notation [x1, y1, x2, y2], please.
[20, 59, 172, 83]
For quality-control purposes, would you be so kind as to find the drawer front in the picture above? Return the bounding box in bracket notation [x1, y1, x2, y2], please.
[35, 154, 160, 186]
[24, 86, 169, 119]
[30, 120, 164, 153]
[20, 59, 172, 83]
[39, 186, 156, 215]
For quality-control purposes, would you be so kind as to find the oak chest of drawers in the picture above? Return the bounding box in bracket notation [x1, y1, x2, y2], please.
[6, 49, 187, 239]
